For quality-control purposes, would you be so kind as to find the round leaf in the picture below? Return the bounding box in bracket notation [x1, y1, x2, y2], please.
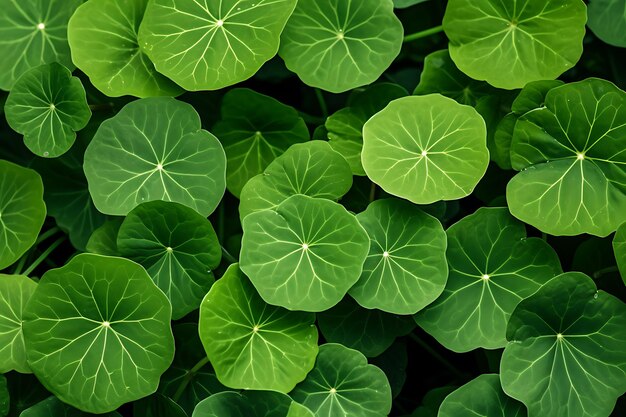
[278, 0, 403, 93]
[613, 222, 626, 286]
[362, 95, 489, 204]
[133, 393, 187, 417]
[86, 219, 123, 257]
[199, 264, 318, 392]
[238, 141, 353, 221]
[291, 343, 392, 417]
[0, 274, 37, 374]
[443, 0, 586, 89]
[415, 207, 562, 352]
[438, 374, 526, 417]
[68, 0, 183, 98]
[138, 0, 297, 91]
[22, 254, 175, 413]
[117, 201, 222, 320]
[587, 0, 626, 48]
[84, 97, 226, 216]
[240, 195, 370, 312]
[0, 0, 81, 90]
[20, 396, 121, 417]
[212, 88, 309, 197]
[5, 63, 90, 158]
[501, 272, 626, 417]
[350, 198, 448, 314]
[507, 78, 626, 236]
[0, 160, 46, 270]
[192, 391, 300, 417]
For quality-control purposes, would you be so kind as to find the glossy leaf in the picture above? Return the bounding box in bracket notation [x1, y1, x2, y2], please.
[501, 272, 626, 417]
[240, 195, 369, 311]
[443, 0, 586, 89]
[20, 397, 121, 417]
[291, 343, 392, 417]
[415, 208, 562, 352]
[212, 88, 309, 197]
[394, 0, 430, 7]
[192, 391, 302, 417]
[350, 199, 447, 314]
[22, 254, 175, 413]
[84, 97, 226, 216]
[199, 264, 318, 391]
[587, 0, 626, 48]
[138, 0, 297, 90]
[279, 0, 403, 93]
[0, 274, 37, 374]
[68, 0, 182, 98]
[613, 222, 626, 285]
[86, 219, 123, 257]
[362, 95, 489, 204]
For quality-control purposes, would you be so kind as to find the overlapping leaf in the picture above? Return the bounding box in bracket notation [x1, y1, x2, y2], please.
[192, 391, 311, 417]
[20, 396, 121, 417]
[587, 0, 626, 48]
[613, 222, 626, 285]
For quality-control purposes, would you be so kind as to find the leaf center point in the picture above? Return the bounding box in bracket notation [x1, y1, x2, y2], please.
[421, 150, 428, 157]
[37, 22, 45, 30]
[329, 387, 337, 394]
[102, 321, 111, 328]
[383, 251, 390, 258]
[216, 19, 224, 27]
[576, 152, 585, 160]
[481, 274, 490, 281]
[302, 243, 309, 250]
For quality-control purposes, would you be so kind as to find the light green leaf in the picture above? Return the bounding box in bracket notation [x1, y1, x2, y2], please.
[501, 272, 626, 417]
[291, 343, 392, 417]
[22, 254, 175, 414]
[279, 0, 403, 93]
[587, 0, 626, 48]
[0, 274, 37, 374]
[192, 391, 300, 417]
[20, 396, 121, 417]
[212, 88, 309, 197]
[68, 0, 182, 98]
[84, 97, 226, 217]
[287, 402, 315, 417]
[138, 0, 297, 91]
[415, 207, 562, 352]
[199, 264, 318, 392]
[0, 160, 46, 270]
[362, 95, 489, 204]
[240, 195, 369, 311]
[86, 219, 123, 257]
[613, 222, 626, 286]
[394, 0, 430, 8]
[443, 0, 586, 89]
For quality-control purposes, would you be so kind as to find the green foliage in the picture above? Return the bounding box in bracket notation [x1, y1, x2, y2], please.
[587, 0, 626, 48]
[20, 396, 122, 417]
[192, 390, 308, 417]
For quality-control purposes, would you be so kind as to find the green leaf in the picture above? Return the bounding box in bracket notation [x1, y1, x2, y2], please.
[192, 391, 299, 417]
[408, 386, 457, 417]
[5, 63, 90, 158]
[117, 201, 221, 320]
[507, 78, 626, 236]
[22, 254, 175, 413]
[493, 113, 517, 170]
[394, 0, 430, 8]
[501, 272, 626, 417]
[291, 343, 392, 417]
[20, 396, 121, 417]
[317, 297, 414, 357]
[415, 207, 562, 352]
[370, 342, 408, 399]
[350, 198, 448, 314]
[587, 0, 626, 48]
[287, 402, 315, 417]
[0, 0, 81, 90]
[86, 219, 123, 257]
[0, 375, 7, 417]
[240, 195, 369, 312]
[212, 88, 309, 197]
[0, 274, 37, 373]
[362, 95, 489, 204]
[84, 97, 226, 217]
[199, 264, 318, 392]
[613, 222, 626, 285]
[238, 141, 353, 221]
[138, 0, 297, 91]
[0, 160, 46, 270]
[5, 374, 49, 417]
[511, 80, 565, 115]
[278, 0, 403, 93]
[443, 0, 586, 89]
[68, 0, 182, 98]
[438, 374, 526, 417]
[132, 393, 187, 417]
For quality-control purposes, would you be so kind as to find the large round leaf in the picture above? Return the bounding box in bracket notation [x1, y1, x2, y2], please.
[415, 207, 562, 352]
[22, 254, 175, 413]
[507, 78, 626, 236]
[199, 264, 318, 391]
[350, 198, 448, 314]
[84, 97, 226, 216]
[291, 343, 392, 417]
[5, 63, 90, 158]
[501, 272, 626, 417]
[238, 141, 352, 220]
[438, 374, 526, 417]
[443, 0, 586, 89]
[279, 0, 403, 93]
[68, 0, 182, 98]
[138, 0, 297, 91]
[192, 391, 308, 417]
[0, 274, 37, 373]
[362, 95, 489, 204]
[587, 0, 626, 48]
[212, 88, 309, 197]
[0, 0, 81, 90]
[613, 222, 626, 286]
[240, 195, 369, 312]
[0, 160, 46, 270]
[117, 201, 222, 320]
[20, 396, 121, 417]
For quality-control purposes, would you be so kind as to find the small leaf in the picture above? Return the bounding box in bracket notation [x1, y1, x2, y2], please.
[86, 219, 123, 257]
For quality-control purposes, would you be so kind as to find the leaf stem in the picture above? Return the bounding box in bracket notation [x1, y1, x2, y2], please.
[22, 236, 66, 276]
[369, 183, 377, 202]
[88, 102, 114, 112]
[409, 333, 464, 379]
[12, 253, 30, 275]
[314, 88, 328, 118]
[593, 265, 619, 279]
[221, 246, 238, 264]
[35, 226, 61, 245]
[172, 356, 210, 402]
[403, 25, 444, 43]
